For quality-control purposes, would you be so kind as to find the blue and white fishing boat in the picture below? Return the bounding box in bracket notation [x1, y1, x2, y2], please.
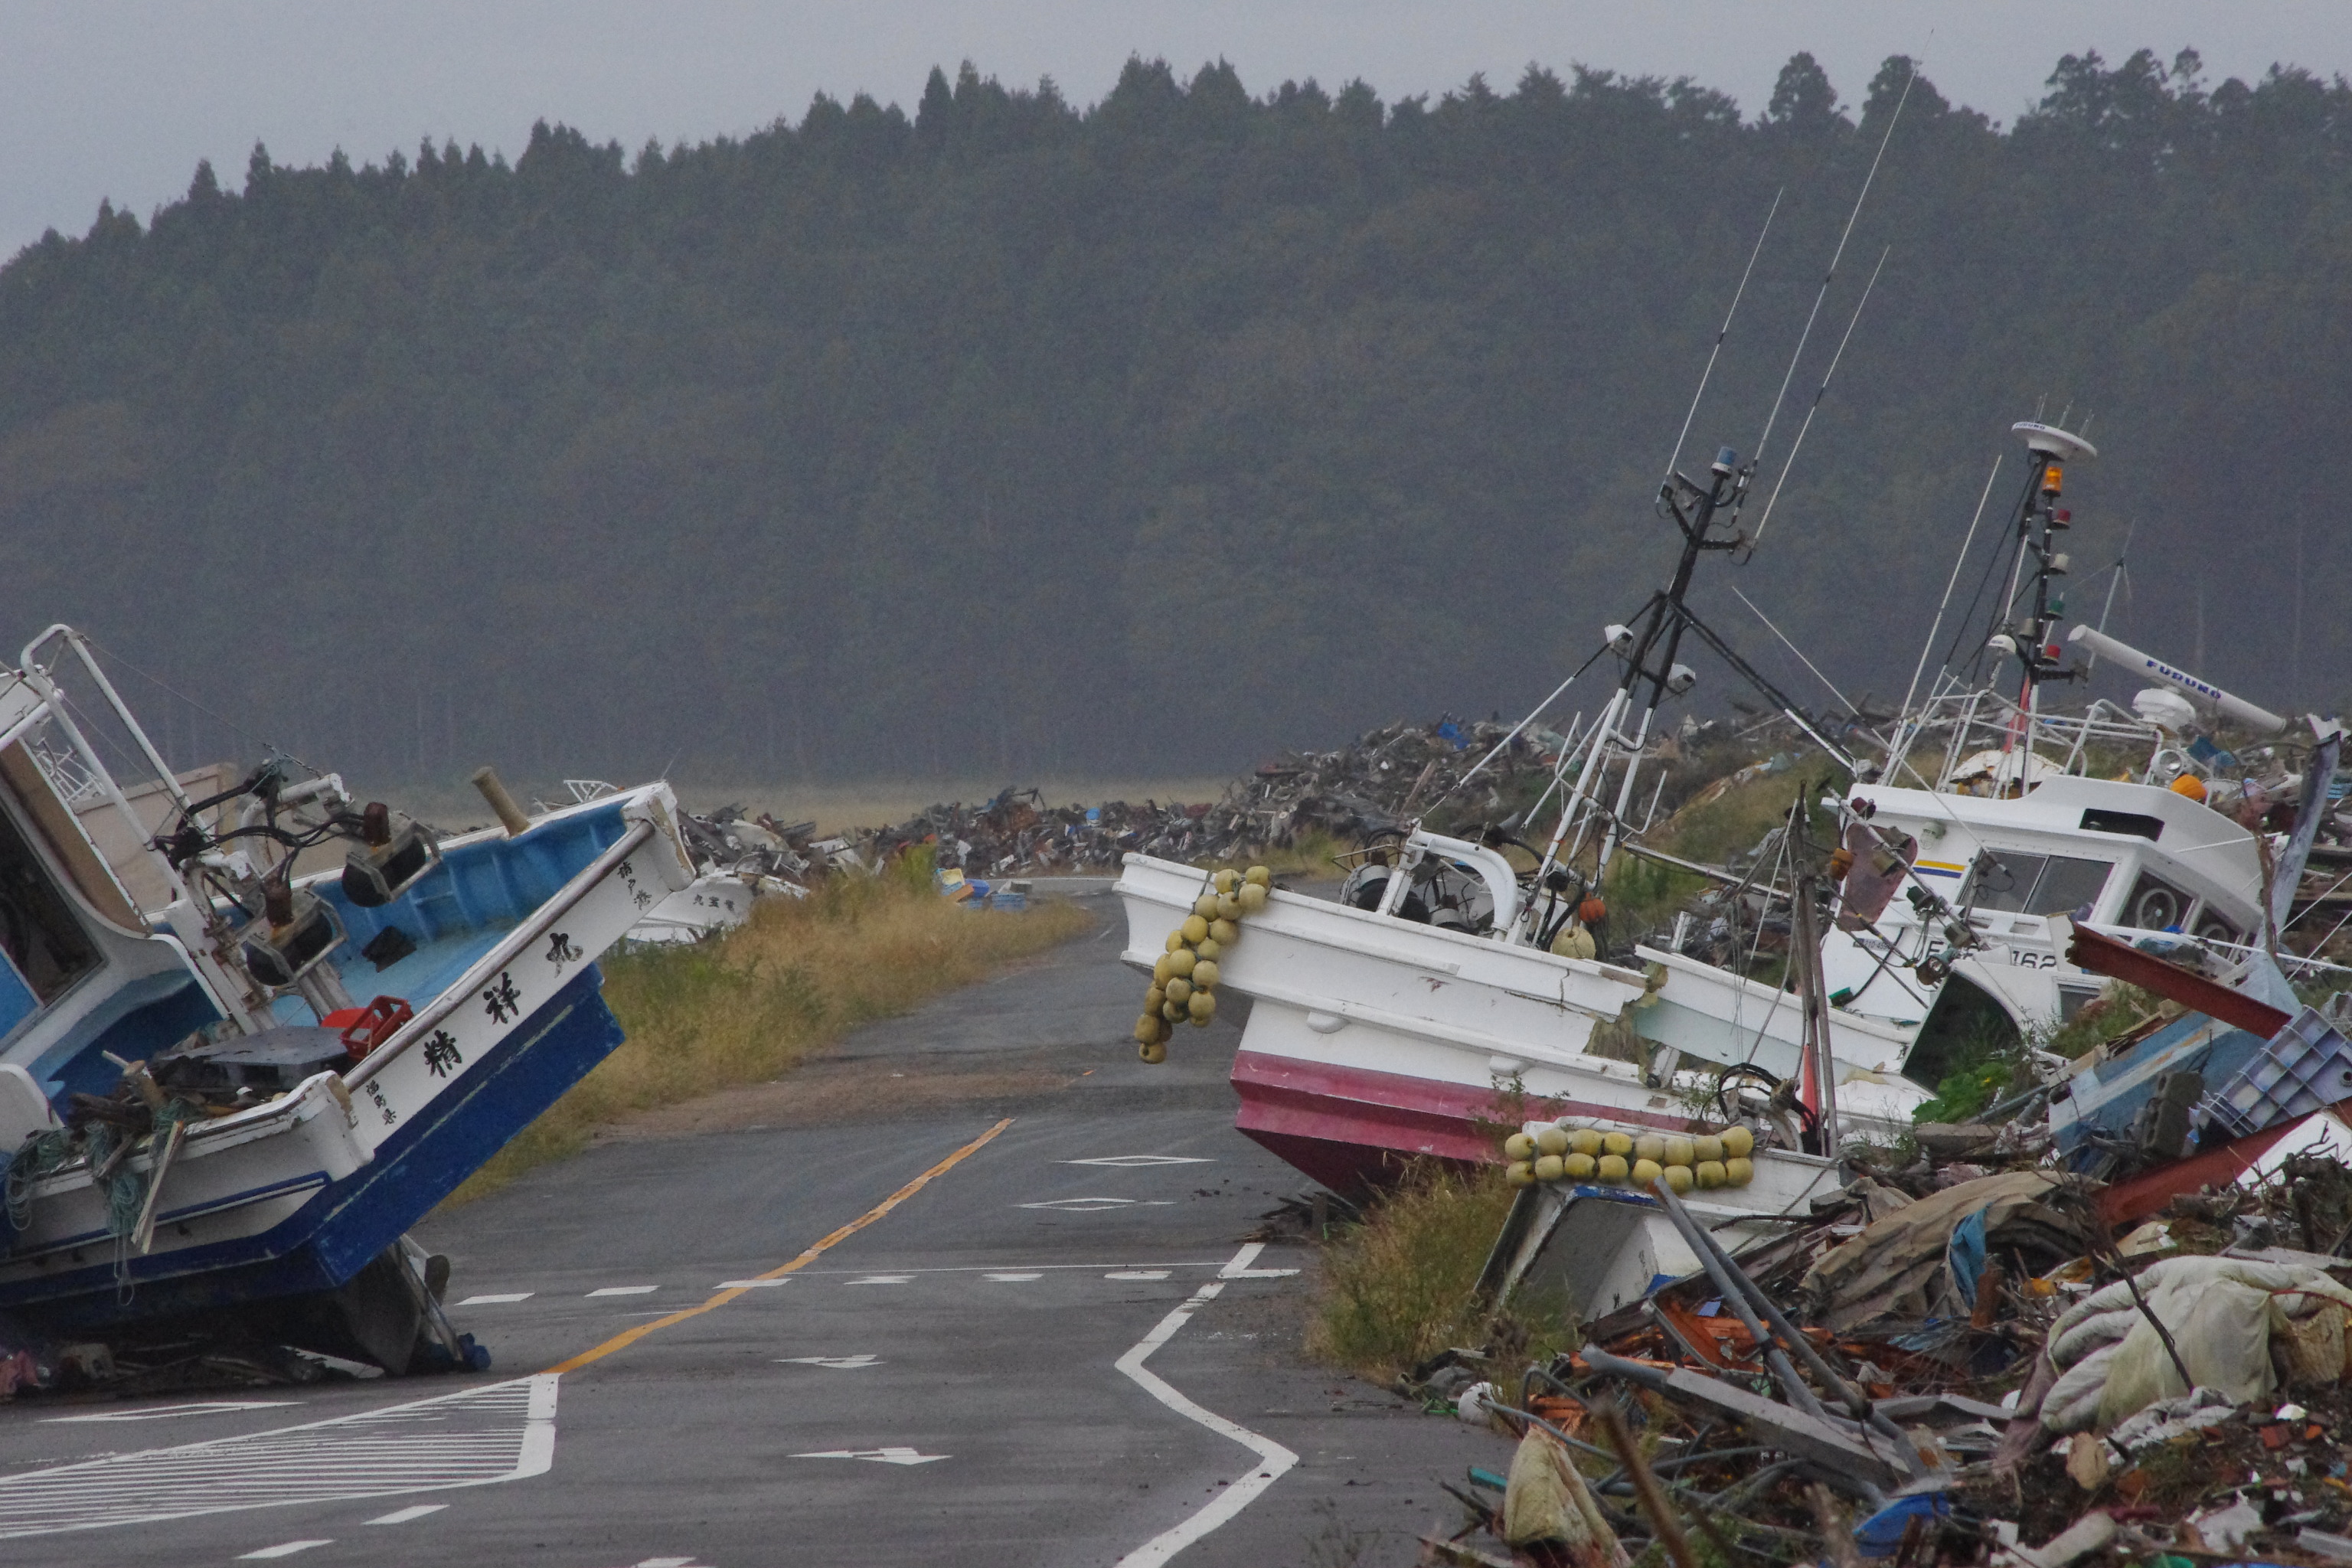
[0, 626, 695, 1370]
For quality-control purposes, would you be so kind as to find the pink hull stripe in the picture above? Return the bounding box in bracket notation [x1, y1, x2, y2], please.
[1227, 1050, 1696, 1191]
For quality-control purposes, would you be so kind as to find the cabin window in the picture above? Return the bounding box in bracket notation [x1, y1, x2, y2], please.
[1968, 850, 2113, 918]
[0, 802, 100, 1001]
[2079, 808, 2164, 841]
[2122, 872, 2194, 933]
[2192, 905, 2243, 946]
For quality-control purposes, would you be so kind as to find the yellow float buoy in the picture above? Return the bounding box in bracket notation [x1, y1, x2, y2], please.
[1195, 938, 1221, 962]
[1152, 953, 1177, 985]
[1188, 991, 1215, 1024]
[1633, 1134, 1666, 1165]
[1694, 1135, 1725, 1165]
[1244, 866, 1272, 887]
[1721, 1125, 1756, 1159]
[1563, 1152, 1596, 1179]
[1168, 949, 1197, 979]
[1724, 1157, 1754, 1187]
[1209, 918, 1240, 946]
[1534, 1126, 1570, 1157]
[1181, 915, 1210, 944]
[1663, 1164, 1694, 1194]
[1602, 1131, 1633, 1158]
[1214, 869, 1240, 894]
[1632, 1158, 1663, 1188]
[1165, 977, 1193, 1004]
[1534, 1154, 1565, 1183]
[1596, 1154, 1630, 1184]
[1503, 1132, 1536, 1161]
[1567, 1129, 1602, 1158]
[1695, 1160, 1726, 1190]
[1663, 1135, 1694, 1168]
[1237, 883, 1269, 913]
[1192, 960, 1220, 990]
[1505, 1161, 1535, 1187]
[1193, 893, 1222, 920]
[1139, 1040, 1166, 1063]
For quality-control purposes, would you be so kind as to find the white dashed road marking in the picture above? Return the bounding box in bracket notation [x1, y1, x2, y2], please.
[983, 1272, 1042, 1282]
[792, 1447, 948, 1466]
[456, 1292, 533, 1305]
[364, 1504, 448, 1524]
[1019, 1197, 1174, 1213]
[237, 1542, 331, 1560]
[586, 1285, 658, 1297]
[780, 1356, 882, 1369]
[1106, 1270, 1170, 1281]
[844, 1275, 915, 1285]
[717, 1278, 790, 1289]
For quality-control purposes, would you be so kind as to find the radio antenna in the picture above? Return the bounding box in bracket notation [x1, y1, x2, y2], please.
[1746, 61, 1916, 475]
[1748, 244, 1889, 545]
[1662, 188, 1783, 479]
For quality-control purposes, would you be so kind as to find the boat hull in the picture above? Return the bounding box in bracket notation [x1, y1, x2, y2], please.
[0, 969, 621, 1331]
[1119, 854, 1838, 1194]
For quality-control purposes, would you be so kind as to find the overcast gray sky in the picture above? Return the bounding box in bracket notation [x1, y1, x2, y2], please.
[5, 2, 2348, 260]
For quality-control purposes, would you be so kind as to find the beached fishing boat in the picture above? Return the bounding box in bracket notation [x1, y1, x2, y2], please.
[0, 626, 695, 1369]
[1115, 411, 2322, 1215]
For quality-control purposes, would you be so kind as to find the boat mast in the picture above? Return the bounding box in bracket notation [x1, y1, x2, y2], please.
[1987, 422, 2096, 779]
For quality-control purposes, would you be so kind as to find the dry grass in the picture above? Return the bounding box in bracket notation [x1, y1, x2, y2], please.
[444, 854, 1090, 1203]
[1308, 1161, 1576, 1382]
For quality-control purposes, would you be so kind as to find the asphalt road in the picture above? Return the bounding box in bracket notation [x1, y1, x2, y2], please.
[0, 886, 1508, 1567]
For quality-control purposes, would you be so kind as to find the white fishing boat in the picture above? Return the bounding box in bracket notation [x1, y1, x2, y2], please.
[1118, 412, 2318, 1206]
[0, 626, 695, 1370]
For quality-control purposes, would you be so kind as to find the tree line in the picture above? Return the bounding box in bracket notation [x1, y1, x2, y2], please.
[1, 47, 2347, 788]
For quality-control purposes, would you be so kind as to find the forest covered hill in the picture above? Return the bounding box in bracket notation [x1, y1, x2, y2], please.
[2, 47, 2348, 784]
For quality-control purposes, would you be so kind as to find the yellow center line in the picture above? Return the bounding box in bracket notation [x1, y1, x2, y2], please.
[544, 1116, 1015, 1375]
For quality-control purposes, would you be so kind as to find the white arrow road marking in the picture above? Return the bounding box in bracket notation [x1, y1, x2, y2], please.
[1112, 1243, 1300, 1567]
[1019, 1197, 1175, 1213]
[43, 1401, 299, 1424]
[792, 1448, 948, 1466]
[1060, 1155, 1214, 1167]
[779, 1356, 883, 1369]
[0, 1374, 557, 1539]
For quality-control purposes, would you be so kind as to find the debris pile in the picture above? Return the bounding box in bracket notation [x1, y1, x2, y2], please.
[841, 789, 1227, 875]
[1396, 936, 2352, 1564]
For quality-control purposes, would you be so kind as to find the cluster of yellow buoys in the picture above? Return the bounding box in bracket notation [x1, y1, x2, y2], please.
[1502, 1121, 1757, 1192]
[1135, 867, 1271, 1063]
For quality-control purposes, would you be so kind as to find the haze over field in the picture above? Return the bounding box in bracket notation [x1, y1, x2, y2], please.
[4, 36, 2351, 786]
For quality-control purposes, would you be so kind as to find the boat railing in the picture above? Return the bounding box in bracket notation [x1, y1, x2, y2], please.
[8, 626, 199, 932]
[1881, 684, 2161, 792]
